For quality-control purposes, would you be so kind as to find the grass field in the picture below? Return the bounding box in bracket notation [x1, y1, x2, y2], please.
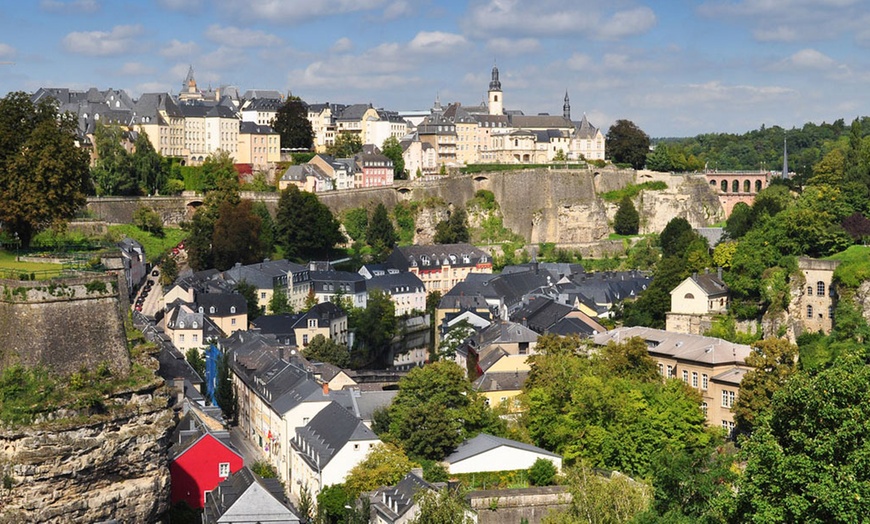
[0, 250, 65, 279]
[828, 245, 870, 288]
[107, 225, 186, 263]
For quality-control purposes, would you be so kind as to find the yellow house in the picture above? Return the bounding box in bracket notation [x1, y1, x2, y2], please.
[238, 122, 280, 170]
[666, 269, 729, 335]
[793, 257, 840, 335]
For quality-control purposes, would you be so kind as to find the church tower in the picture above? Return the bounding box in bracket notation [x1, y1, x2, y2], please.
[488, 65, 503, 115]
[563, 91, 571, 120]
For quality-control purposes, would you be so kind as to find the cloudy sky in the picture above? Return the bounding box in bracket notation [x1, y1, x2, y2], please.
[1, 0, 868, 137]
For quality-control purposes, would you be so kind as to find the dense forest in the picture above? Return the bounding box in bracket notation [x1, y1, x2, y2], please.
[648, 117, 870, 181]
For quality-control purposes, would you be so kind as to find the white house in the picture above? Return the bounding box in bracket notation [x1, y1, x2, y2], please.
[442, 433, 562, 474]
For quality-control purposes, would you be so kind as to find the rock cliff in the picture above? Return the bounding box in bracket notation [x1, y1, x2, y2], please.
[0, 382, 173, 523]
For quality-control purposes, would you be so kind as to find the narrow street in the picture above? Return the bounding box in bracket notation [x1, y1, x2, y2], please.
[229, 425, 266, 467]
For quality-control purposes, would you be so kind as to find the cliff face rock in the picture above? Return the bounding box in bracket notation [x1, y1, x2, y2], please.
[636, 174, 725, 234]
[413, 205, 449, 245]
[0, 386, 173, 523]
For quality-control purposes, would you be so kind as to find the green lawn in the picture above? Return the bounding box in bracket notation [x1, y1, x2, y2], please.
[0, 250, 64, 279]
[828, 245, 870, 288]
[107, 225, 186, 263]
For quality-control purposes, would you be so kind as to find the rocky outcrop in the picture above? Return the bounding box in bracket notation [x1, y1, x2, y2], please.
[0, 384, 173, 523]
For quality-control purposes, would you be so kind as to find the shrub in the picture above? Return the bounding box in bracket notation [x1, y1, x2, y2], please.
[528, 458, 558, 486]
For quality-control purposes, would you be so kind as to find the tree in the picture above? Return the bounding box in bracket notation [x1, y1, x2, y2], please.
[735, 358, 870, 522]
[344, 443, 418, 498]
[251, 201, 275, 257]
[438, 320, 476, 360]
[659, 217, 694, 258]
[185, 348, 206, 382]
[732, 338, 798, 435]
[542, 463, 651, 524]
[553, 148, 567, 162]
[352, 289, 398, 367]
[159, 254, 178, 286]
[268, 287, 292, 315]
[131, 130, 167, 195]
[605, 119, 650, 170]
[841, 211, 870, 243]
[343, 207, 369, 243]
[433, 208, 470, 244]
[409, 488, 476, 524]
[132, 205, 164, 237]
[215, 351, 237, 423]
[613, 196, 639, 235]
[0, 92, 91, 247]
[327, 132, 363, 158]
[272, 95, 313, 150]
[724, 202, 753, 239]
[235, 280, 262, 320]
[91, 123, 136, 196]
[382, 136, 406, 179]
[386, 361, 504, 461]
[275, 185, 344, 261]
[367, 203, 397, 260]
[200, 150, 237, 192]
[303, 334, 350, 368]
[316, 484, 352, 524]
[212, 199, 265, 270]
[528, 458, 558, 486]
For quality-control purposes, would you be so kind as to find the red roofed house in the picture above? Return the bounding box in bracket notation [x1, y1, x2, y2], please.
[169, 405, 245, 510]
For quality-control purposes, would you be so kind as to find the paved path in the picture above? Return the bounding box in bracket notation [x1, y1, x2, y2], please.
[229, 425, 266, 467]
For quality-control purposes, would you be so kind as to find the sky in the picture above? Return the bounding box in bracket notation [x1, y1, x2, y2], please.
[1, 0, 869, 137]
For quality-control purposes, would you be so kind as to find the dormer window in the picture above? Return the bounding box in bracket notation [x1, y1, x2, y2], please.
[178, 321, 185, 329]
[192, 321, 198, 329]
[230, 306, 236, 314]
[198, 307, 204, 313]
[210, 306, 216, 314]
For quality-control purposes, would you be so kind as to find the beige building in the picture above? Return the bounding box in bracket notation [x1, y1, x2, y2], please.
[237, 122, 280, 170]
[134, 93, 185, 158]
[666, 270, 729, 335]
[593, 327, 752, 436]
[385, 244, 493, 293]
[793, 257, 840, 335]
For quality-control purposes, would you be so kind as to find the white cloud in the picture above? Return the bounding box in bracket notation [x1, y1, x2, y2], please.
[597, 7, 657, 40]
[0, 43, 16, 59]
[383, 0, 411, 20]
[486, 37, 540, 55]
[331, 37, 353, 53]
[645, 81, 797, 109]
[408, 32, 468, 54]
[215, 0, 389, 23]
[463, 0, 657, 40]
[204, 25, 283, 48]
[62, 25, 143, 56]
[160, 39, 200, 59]
[753, 26, 798, 42]
[119, 62, 155, 76]
[157, 0, 203, 11]
[782, 48, 837, 69]
[565, 53, 592, 70]
[40, 0, 98, 13]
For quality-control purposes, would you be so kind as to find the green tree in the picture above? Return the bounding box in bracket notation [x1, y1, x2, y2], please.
[605, 119, 650, 169]
[275, 185, 344, 261]
[131, 130, 167, 195]
[732, 338, 799, 435]
[659, 217, 693, 258]
[433, 208, 470, 244]
[613, 196, 639, 235]
[185, 348, 206, 382]
[316, 484, 352, 524]
[382, 136, 406, 179]
[438, 319, 475, 361]
[132, 205, 164, 237]
[528, 458, 558, 486]
[327, 132, 363, 158]
[724, 201, 753, 239]
[212, 199, 265, 270]
[409, 488, 476, 524]
[91, 123, 136, 196]
[159, 254, 178, 286]
[0, 92, 91, 246]
[352, 289, 398, 367]
[367, 203, 398, 261]
[272, 95, 313, 150]
[235, 280, 262, 320]
[623, 255, 688, 329]
[200, 150, 237, 192]
[386, 361, 504, 461]
[553, 148, 567, 162]
[303, 334, 350, 368]
[215, 351, 237, 423]
[251, 201, 275, 257]
[268, 287, 292, 315]
[344, 443, 418, 498]
[343, 207, 369, 243]
[735, 358, 870, 522]
[542, 463, 650, 524]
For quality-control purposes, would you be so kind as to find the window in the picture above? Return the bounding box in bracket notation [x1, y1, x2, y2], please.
[658, 363, 664, 376]
[721, 390, 735, 408]
[210, 306, 216, 314]
[231, 318, 236, 326]
[817, 281, 825, 296]
[702, 374, 708, 390]
[682, 370, 688, 383]
[308, 319, 317, 328]
[807, 305, 813, 318]
[666, 365, 673, 377]
[721, 420, 735, 437]
[219, 463, 230, 477]
[353, 444, 360, 451]
[260, 292, 267, 299]
[701, 402, 708, 415]
[302, 334, 308, 345]
[807, 286, 813, 296]
[192, 334, 198, 343]
[179, 334, 185, 343]
[692, 372, 698, 388]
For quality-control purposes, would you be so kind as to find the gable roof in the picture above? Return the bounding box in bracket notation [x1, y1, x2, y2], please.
[444, 433, 560, 464]
[370, 470, 438, 521]
[684, 271, 729, 297]
[169, 405, 240, 462]
[591, 327, 751, 367]
[473, 370, 530, 393]
[294, 401, 378, 469]
[203, 467, 298, 523]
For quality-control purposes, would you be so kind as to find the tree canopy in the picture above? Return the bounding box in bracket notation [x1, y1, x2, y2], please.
[605, 119, 650, 169]
[367, 203, 398, 261]
[613, 196, 640, 235]
[272, 95, 313, 150]
[327, 132, 363, 158]
[433, 208, 470, 244]
[382, 136, 406, 179]
[0, 92, 91, 247]
[274, 185, 344, 261]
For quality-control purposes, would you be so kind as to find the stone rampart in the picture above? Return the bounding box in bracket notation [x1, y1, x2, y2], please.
[468, 486, 571, 524]
[0, 273, 131, 376]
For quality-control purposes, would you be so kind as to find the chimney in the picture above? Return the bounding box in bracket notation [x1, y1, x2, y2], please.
[173, 377, 185, 405]
[322, 382, 329, 395]
[717, 267, 723, 280]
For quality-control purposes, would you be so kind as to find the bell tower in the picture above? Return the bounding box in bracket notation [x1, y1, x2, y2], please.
[487, 65, 503, 116]
[563, 91, 571, 120]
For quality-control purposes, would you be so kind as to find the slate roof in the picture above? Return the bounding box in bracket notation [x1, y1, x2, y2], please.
[222, 259, 306, 290]
[510, 297, 574, 334]
[310, 270, 367, 295]
[468, 320, 539, 351]
[387, 244, 490, 272]
[337, 103, 374, 121]
[196, 293, 248, 317]
[548, 315, 605, 337]
[473, 370, 530, 393]
[370, 470, 437, 522]
[241, 89, 284, 101]
[294, 401, 377, 469]
[250, 313, 302, 345]
[712, 367, 748, 386]
[239, 121, 275, 134]
[169, 405, 239, 461]
[366, 271, 425, 295]
[591, 327, 751, 367]
[444, 433, 560, 464]
[242, 97, 281, 112]
[696, 227, 725, 247]
[157, 344, 204, 386]
[686, 271, 729, 297]
[203, 466, 298, 524]
[510, 114, 574, 129]
[574, 114, 600, 139]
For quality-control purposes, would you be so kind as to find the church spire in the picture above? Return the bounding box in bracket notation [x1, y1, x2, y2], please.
[489, 65, 501, 91]
[782, 136, 789, 179]
[563, 91, 571, 120]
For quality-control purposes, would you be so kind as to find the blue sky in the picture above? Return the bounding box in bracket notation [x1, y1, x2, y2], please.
[1, 0, 869, 137]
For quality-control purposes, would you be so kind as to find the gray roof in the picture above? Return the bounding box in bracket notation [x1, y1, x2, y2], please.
[592, 327, 751, 367]
[196, 292, 248, 317]
[241, 89, 284, 101]
[687, 272, 729, 297]
[387, 244, 490, 272]
[239, 121, 275, 134]
[473, 370, 530, 393]
[510, 297, 573, 334]
[169, 407, 240, 461]
[294, 401, 377, 469]
[696, 227, 725, 247]
[366, 272, 425, 295]
[337, 103, 374, 121]
[370, 470, 438, 521]
[468, 320, 539, 351]
[574, 114, 600, 139]
[510, 114, 574, 129]
[203, 466, 298, 523]
[444, 433, 560, 464]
